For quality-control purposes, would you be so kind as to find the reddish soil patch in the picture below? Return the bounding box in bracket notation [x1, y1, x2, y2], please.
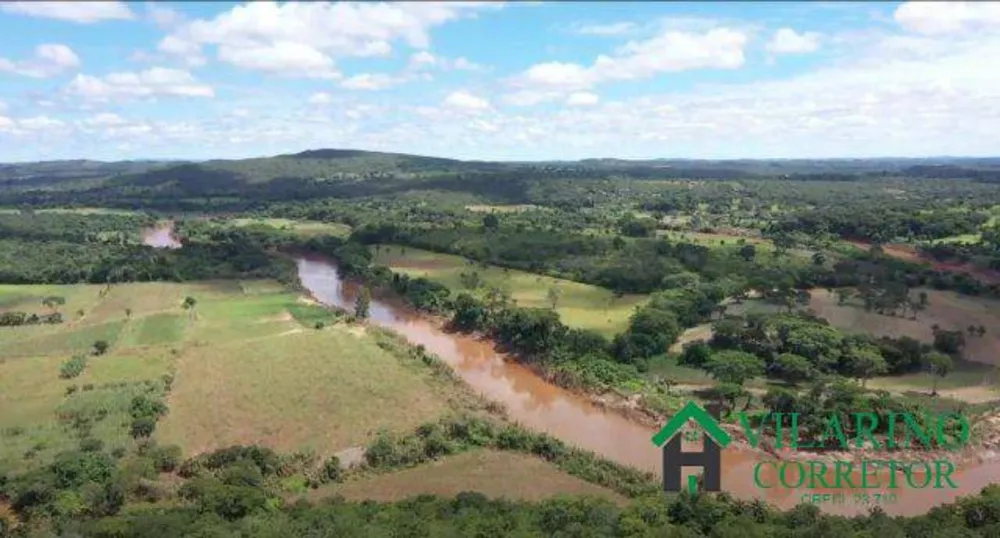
[849, 240, 1000, 285]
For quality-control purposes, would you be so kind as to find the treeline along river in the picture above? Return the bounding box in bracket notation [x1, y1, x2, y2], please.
[142, 222, 1000, 516]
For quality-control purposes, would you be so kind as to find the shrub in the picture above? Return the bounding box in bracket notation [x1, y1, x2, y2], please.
[59, 355, 88, 379]
[92, 340, 110, 356]
[321, 456, 342, 483]
[220, 461, 264, 488]
[79, 438, 104, 453]
[150, 445, 183, 472]
[130, 417, 156, 439]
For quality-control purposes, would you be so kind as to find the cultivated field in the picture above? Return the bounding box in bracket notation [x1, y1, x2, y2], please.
[307, 449, 627, 505]
[0, 279, 457, 470]
[372, 245, 646, 337]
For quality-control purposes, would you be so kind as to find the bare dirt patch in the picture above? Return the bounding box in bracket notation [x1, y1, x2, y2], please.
[669, 323, 714, 354]
[807, 288, 1000, 366]
[296, 295, 321, 306]
[849, 240, 1000, 285]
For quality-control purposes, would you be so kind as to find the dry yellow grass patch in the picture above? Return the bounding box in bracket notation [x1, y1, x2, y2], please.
[309, 450, 628, 505]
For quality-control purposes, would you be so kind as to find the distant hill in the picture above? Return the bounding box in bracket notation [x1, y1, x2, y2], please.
[0, 159, 181, 191]
[4, 149, 1000, 197]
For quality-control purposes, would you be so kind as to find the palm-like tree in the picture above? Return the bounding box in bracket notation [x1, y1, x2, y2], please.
[182, 296, 197, 320]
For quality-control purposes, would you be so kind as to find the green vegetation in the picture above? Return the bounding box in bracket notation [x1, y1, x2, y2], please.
[373, 245, 646, 336]
[5, 153, 1000, 535]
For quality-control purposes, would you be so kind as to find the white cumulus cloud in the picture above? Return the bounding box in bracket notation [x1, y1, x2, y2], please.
[66, 68, 214, 101]
[0, 44, 81, 78]
[308, 92, 334, 106]
[0, 1, 134, 23]
[766, 28, 821, 54]
[507, 27, 747, 105]
[341, 73, 400, 91]
[157, 2, 496, 77]
[566, 92, 599, 106]
[443, 90, 490, 112]
[894, 1, 1000, 35]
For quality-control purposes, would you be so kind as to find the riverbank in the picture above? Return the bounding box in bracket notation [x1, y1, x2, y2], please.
[138, 223, 1000, 516]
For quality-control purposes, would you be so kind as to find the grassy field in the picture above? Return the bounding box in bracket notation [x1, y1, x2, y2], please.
[227, 217, 352, 238]
[305, 449, 628, 505]
[156, 327, 452, 457]
[34, 207, 141, 216]
[372, 245, 646, 337]
[927, 233, 983, 245]
[0, 278, 457, 472]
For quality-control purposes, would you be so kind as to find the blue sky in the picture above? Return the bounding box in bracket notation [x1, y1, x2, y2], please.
[0, 1, 998, 162]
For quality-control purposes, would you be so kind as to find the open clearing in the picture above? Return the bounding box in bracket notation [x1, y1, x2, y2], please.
[156, 326, 453, 457]
[666, 287, 1000, 399]
[1, 278, 453, 470]
[306, 450, 627, 505]
[373, 245, 646, 337]
[806, 288, 1000, 368]
[227, 217, 352, 238]
[465, 204, 545, 213]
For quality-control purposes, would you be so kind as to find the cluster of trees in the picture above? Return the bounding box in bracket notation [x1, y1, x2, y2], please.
[0, 212, 153, 244]
[686, 312, 963, 386]
[0, 311, 62, 326]
[0, 215, 296, 285]
[768, 204, 991, 243]
[15, 470, 1000, 536]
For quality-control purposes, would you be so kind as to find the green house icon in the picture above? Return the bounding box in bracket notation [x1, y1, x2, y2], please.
[651, 401, 730, 494]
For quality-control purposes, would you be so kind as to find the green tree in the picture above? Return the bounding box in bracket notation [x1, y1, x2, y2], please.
[92, 340, 110, 356]
[458, 270, 482, 290]
[546, 285, 562, 310]
[842, 346, 887, 387]
[924, 351, 954, 396]
[354, 287, 372, 319]
[482, 213, 499, 231]
[182, 296, 197, 321]
[703, 350, 765, 386]
[772, 353, 814, 385]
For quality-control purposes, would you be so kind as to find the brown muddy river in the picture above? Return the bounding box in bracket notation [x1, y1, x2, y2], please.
[144, 222, 999, 515]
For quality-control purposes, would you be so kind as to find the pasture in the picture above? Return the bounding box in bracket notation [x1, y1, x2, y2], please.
[227, 217, 352, 238]
[0, 278, 456, 472]
[156, 326, 452, 457]
[307, 449, 627, 505]
[372, 245, 646, 337]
